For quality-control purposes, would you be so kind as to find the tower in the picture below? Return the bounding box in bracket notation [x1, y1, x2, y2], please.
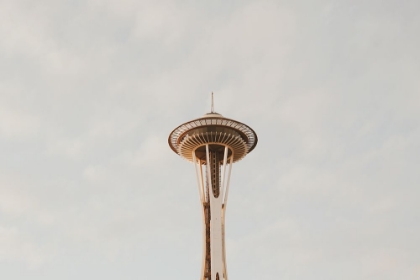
[168, 100, 258, 280]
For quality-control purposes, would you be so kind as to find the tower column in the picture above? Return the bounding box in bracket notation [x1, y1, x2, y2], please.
[193, 144, 233, 280]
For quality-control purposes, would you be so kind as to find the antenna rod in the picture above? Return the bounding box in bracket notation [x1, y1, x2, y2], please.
[211, 92, 214, 113]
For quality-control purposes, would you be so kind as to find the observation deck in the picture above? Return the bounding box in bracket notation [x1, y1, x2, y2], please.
[168, 112, 258, 163]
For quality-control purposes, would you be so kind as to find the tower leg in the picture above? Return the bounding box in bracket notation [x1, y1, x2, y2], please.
[193, 144, 232, 280]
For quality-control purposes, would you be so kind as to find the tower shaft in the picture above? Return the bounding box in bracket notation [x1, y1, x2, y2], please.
[193, 144, 232, 280]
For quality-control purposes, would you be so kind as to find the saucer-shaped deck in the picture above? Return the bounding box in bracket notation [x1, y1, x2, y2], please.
[168, 112, 258, 163]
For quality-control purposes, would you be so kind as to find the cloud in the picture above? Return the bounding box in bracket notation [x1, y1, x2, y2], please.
[0, 108, 40, 139]
[0, 226, 48, 269]
[0, 0, 419, 279]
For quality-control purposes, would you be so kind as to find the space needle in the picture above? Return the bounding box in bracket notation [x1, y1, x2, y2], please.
[168, 95, 258, 280]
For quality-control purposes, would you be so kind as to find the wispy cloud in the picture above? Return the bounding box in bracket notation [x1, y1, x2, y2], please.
[0, 0, 419, 279]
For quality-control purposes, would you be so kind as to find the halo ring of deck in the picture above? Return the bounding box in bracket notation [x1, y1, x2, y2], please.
[168, 113, 258, 163]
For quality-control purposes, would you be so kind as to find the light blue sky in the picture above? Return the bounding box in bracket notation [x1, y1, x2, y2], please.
[0, 0, 419, 279]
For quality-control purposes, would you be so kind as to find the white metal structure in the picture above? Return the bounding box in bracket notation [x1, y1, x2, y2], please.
[169, 111, 257, 280]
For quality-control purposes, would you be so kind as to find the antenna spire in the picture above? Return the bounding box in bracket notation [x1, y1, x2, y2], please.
[211, 92, 214, 113]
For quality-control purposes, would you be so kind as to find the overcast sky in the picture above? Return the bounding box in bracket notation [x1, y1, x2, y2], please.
[0, 0, 419, 279]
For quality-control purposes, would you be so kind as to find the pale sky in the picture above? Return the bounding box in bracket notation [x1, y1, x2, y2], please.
[0, 0, 419, 279]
